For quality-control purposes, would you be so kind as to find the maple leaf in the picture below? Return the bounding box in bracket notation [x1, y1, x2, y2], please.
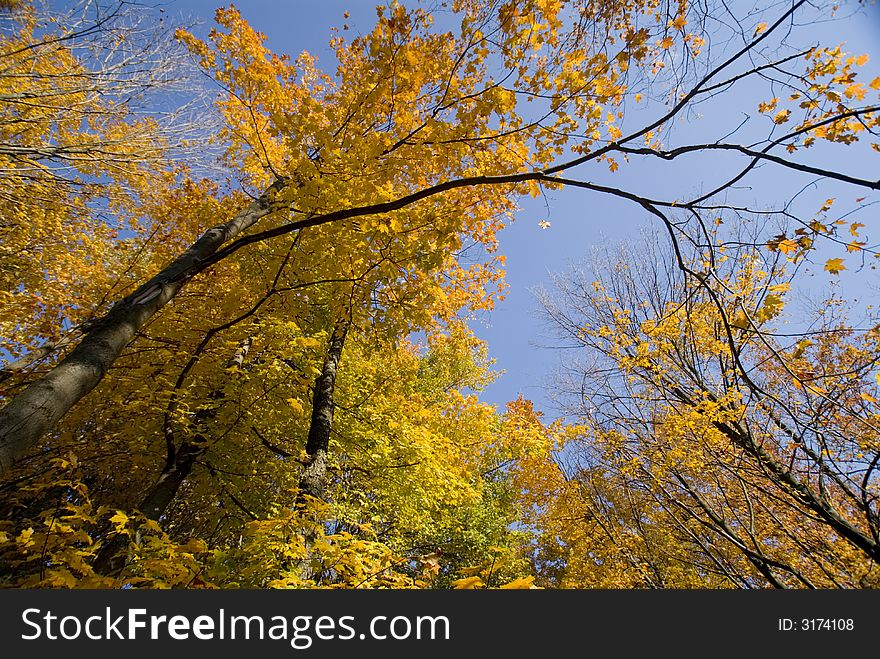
[109, 511, 130, 533]
[773, 109, 791, 124]
[824, 258, 846, 275]
[758, 97, 778, 113]
[450, 576, 484, 589]
[17, 528, 34, 547]
[500, 576, 538, 589]
[419, 552, 442, 575]
[755, 293, 785, 324]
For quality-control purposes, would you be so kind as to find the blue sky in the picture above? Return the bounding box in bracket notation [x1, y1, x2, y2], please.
[166, 0, 880, 416]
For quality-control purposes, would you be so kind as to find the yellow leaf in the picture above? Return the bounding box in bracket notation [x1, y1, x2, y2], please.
[500, 576, 537, 589]
[730, 312, 749, 330]
[43, 569, 78, 589]
[756, 293, 785, 324]
[791, 338, 813, 359]
[861, 392, 877, 403]
[774, 238, 798, 255]
[177, 538, 208, 553]
[754, 22, 768, 36]
[824, 258, 846, 275]
[451, 576, 484, 589]
[109, 511, 129, 533]
[773, 109, 791, 124]
[844, 83, 866, 100]
[758, 98, 778, 113]
[286, 398, 305, 415]
[17, 528, 34, 547]
[527, 179, 541, 198]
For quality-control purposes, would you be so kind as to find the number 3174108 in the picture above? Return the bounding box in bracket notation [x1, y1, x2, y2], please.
[778, 618, 854, 631]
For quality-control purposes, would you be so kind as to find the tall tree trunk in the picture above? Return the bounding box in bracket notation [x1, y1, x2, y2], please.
[295, 317, 349, 584]
[297, 317, 349, 505]
[92, 443, 204, 576]
[92, 339, 252, 576]
[0, 166, 551, 476]
[0, 180, 285, 475]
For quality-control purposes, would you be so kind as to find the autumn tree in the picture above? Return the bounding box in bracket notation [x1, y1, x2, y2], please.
[537, 222, 880, 587]
[0, 0, 212, 379]
[4, 0, 876, 468]
[0, 0, 879, 588]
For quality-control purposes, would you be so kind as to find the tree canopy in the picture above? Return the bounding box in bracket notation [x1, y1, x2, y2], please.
[0, 0, 878, 589]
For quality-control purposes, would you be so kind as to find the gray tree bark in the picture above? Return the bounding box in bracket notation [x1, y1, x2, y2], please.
[92, 442, 204, 576]
[0, 180, 285, 474]
[91, 339, 252, 576]
[297, 317, 349, 504]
